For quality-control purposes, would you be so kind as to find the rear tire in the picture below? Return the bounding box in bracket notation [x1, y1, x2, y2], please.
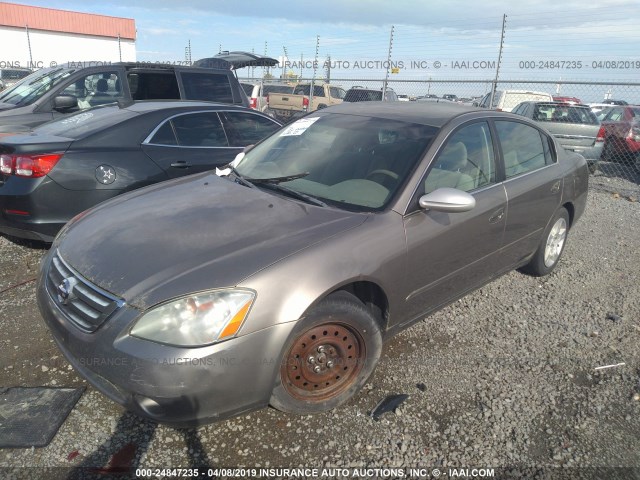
[521, 207, 570, 277]
[270, 291, 382, 415]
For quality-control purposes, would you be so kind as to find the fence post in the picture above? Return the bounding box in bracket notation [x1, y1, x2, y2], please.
[382, 25, 395, 101]
[25, 25, 33, 68]
[309, 35, 320, 111]
[489, 14, 507, 108]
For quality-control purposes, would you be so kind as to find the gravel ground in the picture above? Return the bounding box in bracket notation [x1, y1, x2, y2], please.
[0, 174, 639, 480]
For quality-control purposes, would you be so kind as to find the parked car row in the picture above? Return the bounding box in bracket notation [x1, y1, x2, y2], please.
[0, 54, 285, 241]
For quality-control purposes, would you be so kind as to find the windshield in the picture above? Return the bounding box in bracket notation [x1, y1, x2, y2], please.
[35, 105, 138, 139]
[0, 68, 75, 107]
[235, 113, 438, 211]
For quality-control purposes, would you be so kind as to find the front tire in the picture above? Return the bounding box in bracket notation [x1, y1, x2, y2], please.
[521, 207, 570, 277]
[270, 291, 382, 415]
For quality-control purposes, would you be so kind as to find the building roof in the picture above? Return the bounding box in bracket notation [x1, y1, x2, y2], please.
[0, 2, 135, 40]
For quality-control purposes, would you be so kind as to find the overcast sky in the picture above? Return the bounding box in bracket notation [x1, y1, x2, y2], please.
[10, 0, 640, 91]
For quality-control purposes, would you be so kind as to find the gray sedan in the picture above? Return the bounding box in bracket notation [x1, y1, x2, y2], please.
[512, 101, 604, 173]
[37, 102, 588, 425]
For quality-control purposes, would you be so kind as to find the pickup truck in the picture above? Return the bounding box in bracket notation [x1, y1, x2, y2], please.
[267, 83, 346, 120]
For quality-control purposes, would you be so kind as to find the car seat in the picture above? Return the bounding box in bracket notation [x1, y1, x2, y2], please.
[424, 142, 475, 193]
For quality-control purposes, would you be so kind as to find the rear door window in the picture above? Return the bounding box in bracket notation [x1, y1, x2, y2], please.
[180, 72, 234, 103]
[170, 112, 229, 147]
[129, 72, 180, 100]
[495, 121, 548, 178]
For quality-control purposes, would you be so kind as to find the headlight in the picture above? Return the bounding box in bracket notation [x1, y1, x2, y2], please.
[130, 289, 255, 346]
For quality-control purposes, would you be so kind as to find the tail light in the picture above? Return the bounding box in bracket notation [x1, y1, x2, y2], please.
[0, 153, 63, 177]
[302, 97, 309, 112]
[596, 126, 605, 143]
[266, 94, 270, 106]
[249, 97, 258, 109]
[627, 126, 640, 142]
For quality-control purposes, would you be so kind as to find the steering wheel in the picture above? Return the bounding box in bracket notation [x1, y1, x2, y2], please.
[365, 169, 399, 189]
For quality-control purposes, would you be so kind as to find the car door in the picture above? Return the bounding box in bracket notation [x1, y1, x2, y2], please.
[401, 120, 507, 322]
[494, 119, 562, 268]
[141, 111, 240, 178]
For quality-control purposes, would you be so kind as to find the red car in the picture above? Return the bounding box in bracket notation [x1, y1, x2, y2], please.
[599, 106, 640, 166]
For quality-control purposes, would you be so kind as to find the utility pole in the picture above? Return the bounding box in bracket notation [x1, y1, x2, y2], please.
[382, 25, 395, 101]
[118, 33, 122, 62]
[489, 14, 507, 109]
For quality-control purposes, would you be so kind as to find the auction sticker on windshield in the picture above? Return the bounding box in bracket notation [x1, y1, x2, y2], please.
[280, 117, 320, 136]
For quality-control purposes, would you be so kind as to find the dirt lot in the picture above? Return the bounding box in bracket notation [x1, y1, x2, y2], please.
[1, 176, 639, 480]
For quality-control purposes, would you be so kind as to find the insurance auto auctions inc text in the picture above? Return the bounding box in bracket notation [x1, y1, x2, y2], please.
[201, 467, 495, 478]
[282, 60, 496, 70]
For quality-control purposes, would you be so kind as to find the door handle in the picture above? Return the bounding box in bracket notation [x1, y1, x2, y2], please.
[170, 161, 191, 168]
[489, 208, 505, 224]
[550, 180, 561, 194]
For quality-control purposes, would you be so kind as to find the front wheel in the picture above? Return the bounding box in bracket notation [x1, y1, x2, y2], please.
[270, 291, 382, 415]
[521, 207, 570, 277]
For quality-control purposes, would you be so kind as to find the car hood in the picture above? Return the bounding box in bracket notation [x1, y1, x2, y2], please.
[57, 172, 367, 309]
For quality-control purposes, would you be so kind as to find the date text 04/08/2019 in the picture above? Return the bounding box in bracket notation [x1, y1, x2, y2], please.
[519, 60, 640, 69]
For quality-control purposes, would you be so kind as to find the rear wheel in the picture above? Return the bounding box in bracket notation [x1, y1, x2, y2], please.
[270, 291, 382, 414]
[521, 207, 570, 277]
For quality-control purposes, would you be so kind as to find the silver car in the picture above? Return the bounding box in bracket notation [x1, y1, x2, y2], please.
[512, 101, 604, 173]
[37, 102, 588, 425]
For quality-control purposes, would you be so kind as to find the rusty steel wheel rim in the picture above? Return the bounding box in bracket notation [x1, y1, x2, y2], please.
[281, 323, 365, 401]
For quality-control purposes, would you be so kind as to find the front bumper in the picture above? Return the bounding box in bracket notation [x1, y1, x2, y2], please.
[37, 251, 296, 426]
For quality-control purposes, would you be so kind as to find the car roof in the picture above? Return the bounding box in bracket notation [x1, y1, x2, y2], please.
[120, 100, 254, 113]
[527, 102, 590, 108]
[324, 101, 481, 127]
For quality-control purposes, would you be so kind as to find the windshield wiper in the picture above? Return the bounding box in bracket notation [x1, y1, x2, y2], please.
[254, 182, 327, 207]
[225, 166, 254, 188]
[245, 172, 310, 184]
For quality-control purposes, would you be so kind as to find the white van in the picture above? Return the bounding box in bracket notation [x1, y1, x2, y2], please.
[478, 90, 553, 112]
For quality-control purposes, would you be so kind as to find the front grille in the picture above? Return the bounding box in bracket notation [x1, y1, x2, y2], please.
[46, 251, 123, 332]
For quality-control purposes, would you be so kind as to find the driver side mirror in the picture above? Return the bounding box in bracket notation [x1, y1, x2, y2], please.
[53, 95, 78, 112]
[419, 188, 476, 213]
